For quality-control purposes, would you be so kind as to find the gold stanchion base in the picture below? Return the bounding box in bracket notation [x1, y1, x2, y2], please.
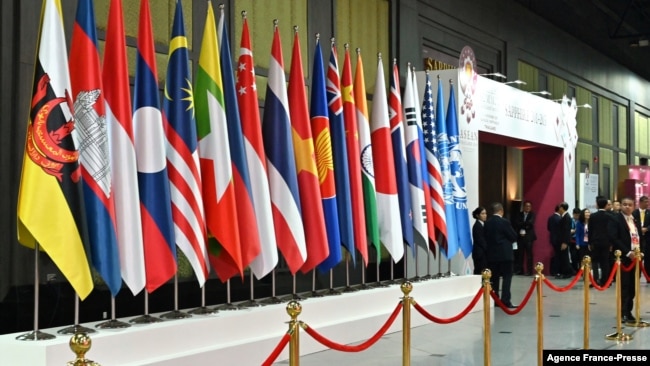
[260, 296, 284, 305]
[15, 330, 56, 341]
[188, 306, 218, 315]
[58, 324, 96, 334]
[605, 331, 633, 341]
[323, 288, 342, 296]
[160, 310, 192, 320]
[625, 319, 650, 327]
[96, 319, 131, 329]
[239, 299, 266, 307]
[215, 303, 243, 311]
[129, 314, 163, 324]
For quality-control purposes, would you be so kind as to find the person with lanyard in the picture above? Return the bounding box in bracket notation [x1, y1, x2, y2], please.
[608, 197, 643, 323]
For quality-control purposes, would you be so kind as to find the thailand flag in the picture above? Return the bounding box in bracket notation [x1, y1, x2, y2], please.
[133, 0, 176, 292]
[262, 24, 307, 274]
[103, 0, 145, 295]
[70, 0, 121, 296]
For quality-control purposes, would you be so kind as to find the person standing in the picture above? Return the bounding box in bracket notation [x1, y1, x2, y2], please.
[608, 197, 642, 323]
[632, 196, 649, 275]
[472, 206, 488, 275]
[557, 202, 575, 278]
[575, 209, 591, 266]
[590, 197, 612, 286]
[547, 205, 562, 276]
[513, 200, 537, 276]
[485, 202, 518, 308]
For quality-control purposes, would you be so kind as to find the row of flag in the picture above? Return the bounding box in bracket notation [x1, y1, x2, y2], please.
[16, 0, 472, 301]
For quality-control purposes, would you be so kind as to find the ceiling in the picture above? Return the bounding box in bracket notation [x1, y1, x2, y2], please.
[515, 0, 650, 82]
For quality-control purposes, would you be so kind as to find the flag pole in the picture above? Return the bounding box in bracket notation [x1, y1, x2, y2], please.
[358, 253, 373, 290]
[189, 285, 218, 315]
[261, 269, 283, 304]
[422, 248, 433, 280]
[216, 279, 241, 310]
[58, 294, 95, 334]
[435, 250, 444, 279]
[343, 253, 359, 292]
[130, 292, 162, 324]
[16, 243, 55, 340]
[325, 268, 341, 295]
[240, 272, 264, 307]
[282, 275, 304, 301]
[96, 297, 130, 329]
[375, 249, 388, 287]
[410, 246, 421, 282]
[309, 270, 324, 297]
[161, 274, 191, 319]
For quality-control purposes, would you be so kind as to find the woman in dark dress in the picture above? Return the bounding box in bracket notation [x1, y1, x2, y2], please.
[472, 206, 488, 275]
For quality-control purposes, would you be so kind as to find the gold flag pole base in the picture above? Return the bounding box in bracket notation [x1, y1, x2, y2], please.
[625, 319, 650, 327]
[605, 331, 633, 341]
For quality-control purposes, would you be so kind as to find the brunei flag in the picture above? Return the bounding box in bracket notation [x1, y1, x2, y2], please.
[17, 0, 93, 300]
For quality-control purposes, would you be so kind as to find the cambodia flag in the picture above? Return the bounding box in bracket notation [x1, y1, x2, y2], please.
[326, 42, 356, 263]
[262, 24, 307, 274]
[311, 38, 342, 272]
[388, 61, 414, 254]
[70, 0, 121, 296]
[103, 0, 145, 295]
[133, 0, 176, 292]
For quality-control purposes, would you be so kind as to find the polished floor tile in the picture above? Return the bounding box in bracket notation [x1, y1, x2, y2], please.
[276, 275, 650, 365]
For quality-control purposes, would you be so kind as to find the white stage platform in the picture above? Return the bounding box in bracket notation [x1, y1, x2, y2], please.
[0, 275, 489, 365]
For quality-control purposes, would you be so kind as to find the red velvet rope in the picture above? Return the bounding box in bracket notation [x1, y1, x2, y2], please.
[588, 262, 618, 291]
[642, 261, 650, 282]
[261, 332, 291, 366]
[621, 258, 636, 273]
[490, 278, 537, 315]
[301, 302, 403, 352]
[412, 286, 483, 324]
[543, 268, 584, 292]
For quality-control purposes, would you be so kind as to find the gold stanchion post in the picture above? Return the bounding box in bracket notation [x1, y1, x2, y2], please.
[628, 247, 649, 327]
[482, 269, 492, 366]
[287, 301, 302, 366]
[401, 282, 413, 366]
[582, 256, 591, 349]
[606, 250, 632, 341]
[67, 333, 100, 366]
[535, 263, 544, 366]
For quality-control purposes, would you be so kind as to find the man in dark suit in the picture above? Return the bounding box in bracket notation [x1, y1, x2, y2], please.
[513, 200, 537, 275]
[485, 202, 518, 308]
[608, 197, 642, 323]
[632, 196, 649, 275]
[557, 202, 575, 278]
[547, 205, 561, 276]
[589, 197, 612, 286]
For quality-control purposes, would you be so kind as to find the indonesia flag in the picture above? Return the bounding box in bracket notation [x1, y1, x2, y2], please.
[370, 55, 404, 262]
[162, 0, 208, 286]
[262, 23, 307, 274]
[422, 73, 447, 255]
[340, 47, 368, 265]
[195, 3, 242, 281]
[327, 42, 355, 263]
[103, 0, 145, 295]
[388, 61, 414, 254]
[236, 15, 278, 278]
[70, 0, 121, 296]
[218, 8, 261, 273]
[287, 30, 329, 273]
[403, 65, 432, 252]
[133, 0, 176, 292]
[311, 37, 342, 272]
